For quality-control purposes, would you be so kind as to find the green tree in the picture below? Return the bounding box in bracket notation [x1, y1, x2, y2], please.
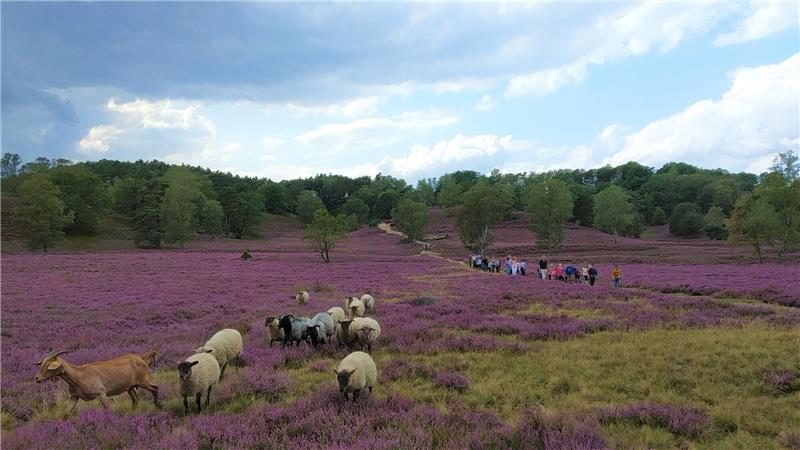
[258, 181, 289, 213]
[373, 190, 400, 220]
[703, 205, 727, 240]
[1, 152, 21, 178]
[569, 183, 594, 227]
[48, 165, 110, 235]
[651, 207, 667, 225]
[161, 182, 198, 248]
[415, 178, 436, 206]
[14, 176, 74, 251]
[456, 182, 513, 254]
[769, 148, 799, 182]
[727, 194, 782, 261]
[669, 202, 704, 237]
[200, 199, 224, 238]
[525, 179, 573, 252]
[305, 209, 349, 263]
[756, 173, 800, 257]
[296, 190, 327, 224]
[437, 176, 463, 207]
[392, 198, 429, 242]
[341, 196, 370, 225]
[593, 185, 635, 244]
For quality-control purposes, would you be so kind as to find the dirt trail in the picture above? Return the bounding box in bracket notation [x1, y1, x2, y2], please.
[378, 222, 468, 267]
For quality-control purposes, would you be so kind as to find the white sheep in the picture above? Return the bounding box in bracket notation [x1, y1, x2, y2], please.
[307, 312, 335, 348]
[335, 351, 377, 402]
[353, 317, 381, 353]
[264, 316, 285, 347]
[195, 328, 243, 379]
[344, 296, 357, 310]
[360, 294, 375, 310]
[178, 352, 221, 414]
[327, 307, 346, 325]
[296, 291, 310, 305]
[348, 299, 365, 318]
[335, 319, 361, 351]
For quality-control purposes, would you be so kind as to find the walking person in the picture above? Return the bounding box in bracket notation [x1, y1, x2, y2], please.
[612, 265, 622, 288]
[573, 262, 581, 284]
[581, 265, 589, 283]
[538, 256, 548, 280]
[588, 264, 598, 286]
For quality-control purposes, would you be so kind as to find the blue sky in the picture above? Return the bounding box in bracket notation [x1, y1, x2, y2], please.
[2, 1, 798, 182]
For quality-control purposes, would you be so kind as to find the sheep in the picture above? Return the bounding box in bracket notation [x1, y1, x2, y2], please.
[326, 307, 346, 325]
[348, 299, 365, 318]
[335, 351, 377, 402]
[335, 319, 361, 351]
[296, 290, 310, 305]
[264, 316, 285, 347]
[344, 296, 357, 310]
[278, 315, 312, 347]
[178, 352, 221, 414]
[353, 317, 381, 353]
[194, 328, 243, 379]
[360, 294, 375, 310]
[306, 312, 335, 349]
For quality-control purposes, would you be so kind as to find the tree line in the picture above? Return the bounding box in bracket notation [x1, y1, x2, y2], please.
[1, 150, 798, 261]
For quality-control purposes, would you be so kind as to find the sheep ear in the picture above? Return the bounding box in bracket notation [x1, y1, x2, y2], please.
[190, 361, 200, 367]
[333, 369, 339, 374]
[205, 349, 214, 353]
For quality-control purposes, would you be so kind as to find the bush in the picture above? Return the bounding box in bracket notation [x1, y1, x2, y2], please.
[410, 296, 436, 306]
[669, 202, 704, 237]
[651, 206, 667, 225]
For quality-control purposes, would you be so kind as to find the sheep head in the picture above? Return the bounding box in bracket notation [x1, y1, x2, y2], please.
[178, 360, 200, 381]
[335, 368, 355, 392]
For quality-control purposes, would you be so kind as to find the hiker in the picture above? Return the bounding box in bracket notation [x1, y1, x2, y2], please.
[564, 263, 574, 283]
[588, 264, 598, 286]
[538, 256, 548, 279]
[556, 263, 565, 282]
[520, 259, 527, 276]
[612, 265, 622, 288]
[581, 265, 589, 283]
[573, 262, 581, 283]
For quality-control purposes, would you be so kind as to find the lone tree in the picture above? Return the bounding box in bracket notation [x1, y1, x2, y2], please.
[392, 198, 429, 242]
[593, 185, 635, 244]
[305, 209, 349, 263]
[455, 182, 513, 254]
[525, 178, 573, 252]
[726, 194, 781, 262]
[15, 175, 75, 251]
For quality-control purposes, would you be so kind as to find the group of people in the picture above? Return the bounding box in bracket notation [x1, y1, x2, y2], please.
[469, 254, 622, 288]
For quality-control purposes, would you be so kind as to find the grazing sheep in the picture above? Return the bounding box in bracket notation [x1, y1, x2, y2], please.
[178, 352, 220, 414]
[354, 317, 381, 353]
[264, 316, 285, 347]
[327, 307, 346, 325]
[278, 315, 312, 347]
[296, 291, 310, 305]
[344, 296, 357, 310]
[335, 351, 377, 402]
[335, 319, 362, 351]
[306, 312, 335, 349]
[194, 328, 243, 379]
[360, 294, 375, 310]
[348, 299, 365, 318]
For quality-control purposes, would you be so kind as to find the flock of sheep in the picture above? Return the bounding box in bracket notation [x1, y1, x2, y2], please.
[33, 291, 381, 418]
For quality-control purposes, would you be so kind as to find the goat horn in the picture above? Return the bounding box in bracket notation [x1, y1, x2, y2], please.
[48, 349, 69, 358]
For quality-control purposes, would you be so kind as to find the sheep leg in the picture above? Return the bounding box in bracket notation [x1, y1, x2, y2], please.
[195, 392, 203, 413]
[220, 362, 228, 379]
[352, 389, 360, 403]
[206, 386, 213, 408]
[63, 396, 79, 419]
[98, 394, 111, 410]
[368, 386, 373, 395]
[183, 396, 189, 415]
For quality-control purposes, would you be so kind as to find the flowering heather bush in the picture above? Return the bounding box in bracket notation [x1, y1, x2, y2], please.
[761, 368, 800, 394]
[513, 407, 606, 450]
[380, 359, 436, 382]
[779, 431, 800, 450]
[596, 403, 710, 439]
[432, 371, 470, 392]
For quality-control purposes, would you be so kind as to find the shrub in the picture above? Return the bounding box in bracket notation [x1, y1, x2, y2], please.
[410, 296, 436, 306]
[669, 202, 704, 237]
[433, 371, 470, 392]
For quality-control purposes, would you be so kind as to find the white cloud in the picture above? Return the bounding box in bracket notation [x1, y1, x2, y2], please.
[107, 98, 216, 134]
[286, 96, 379, 118]
[77, 125, 122, 153]
[295, 109, 459, 149]
[715, 1, 798, 47]
[238, 162, 381, 181]
[260, 137, 284, 148]
[505, 2, 731, 97]
[378, 134, 527, 177]
[161, 139, 242, 166]
[475, 94, 496, 111]
[603, 53, 800, 169]
[498, 144, 595, 174]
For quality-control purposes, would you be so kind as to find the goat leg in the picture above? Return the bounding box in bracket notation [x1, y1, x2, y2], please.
[63, 396, 79, 419]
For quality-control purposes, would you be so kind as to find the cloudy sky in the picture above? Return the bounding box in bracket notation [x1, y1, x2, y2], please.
[2, 2, 798, 182]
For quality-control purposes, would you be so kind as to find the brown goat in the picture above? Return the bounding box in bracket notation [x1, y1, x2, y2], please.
[34, 349, 160, 418]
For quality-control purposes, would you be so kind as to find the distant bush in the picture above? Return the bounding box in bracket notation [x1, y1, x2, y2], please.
[651, 206, 667, 225]
[669, 202, 704, 237]
[432, 371, 470, 392]
[410, 296, 436, 306]
[240, 251, 253, 260]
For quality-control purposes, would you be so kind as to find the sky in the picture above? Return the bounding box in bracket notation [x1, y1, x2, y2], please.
[2, 1, 798, 183]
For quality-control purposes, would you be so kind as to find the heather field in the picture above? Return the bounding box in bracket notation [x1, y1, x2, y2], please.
[2, 220, 799, 449]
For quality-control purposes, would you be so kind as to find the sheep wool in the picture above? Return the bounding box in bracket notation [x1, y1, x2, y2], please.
[326, 307, 346, 325]
[195, 328, 243, 377]
[353, 317, 381, 353]
[296, 291, 310, 305]
[344, 296, 358, 310]
[335, 351, 377, 401]
[360, 294, 375, 310]
[310, 312, 335, 339]
[348, 299, 365, 318]
[178, 352, 221, 400]
[335, 319, 362, 349]
[264, 317, 285, 347]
